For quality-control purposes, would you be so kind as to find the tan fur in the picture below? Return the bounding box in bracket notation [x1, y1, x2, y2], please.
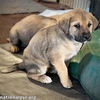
[9, 15, 56, 52]
[9, 9, 98, 53]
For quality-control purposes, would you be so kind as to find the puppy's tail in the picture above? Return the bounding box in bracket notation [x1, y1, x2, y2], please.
[0, 62, 25, 73]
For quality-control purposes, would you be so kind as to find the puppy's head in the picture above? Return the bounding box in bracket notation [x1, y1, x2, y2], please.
[58, 8, 98, 43]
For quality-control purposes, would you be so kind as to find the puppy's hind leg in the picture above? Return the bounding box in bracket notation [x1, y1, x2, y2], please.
[9, 29, 20, 53]
[27, 66, 52, 84]
[10, 45, 19, 53]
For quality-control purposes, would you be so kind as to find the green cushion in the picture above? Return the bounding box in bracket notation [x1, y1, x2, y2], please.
[69, 29, 100, 100]
[80, 54, 100, 100]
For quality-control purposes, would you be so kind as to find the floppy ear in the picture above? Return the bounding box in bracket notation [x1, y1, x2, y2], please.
[58, 17, 71, 34]
[89, 13, 98, 30]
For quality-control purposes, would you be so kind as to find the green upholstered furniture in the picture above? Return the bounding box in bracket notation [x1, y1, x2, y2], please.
[69, 29, 100, 100]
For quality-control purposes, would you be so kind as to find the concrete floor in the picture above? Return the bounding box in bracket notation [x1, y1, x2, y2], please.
[0, 0, 48, 14]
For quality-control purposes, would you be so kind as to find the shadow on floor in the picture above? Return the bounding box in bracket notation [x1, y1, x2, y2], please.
[29, 73, 90, 100]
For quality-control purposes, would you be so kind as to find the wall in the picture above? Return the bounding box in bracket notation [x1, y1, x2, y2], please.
[60, 0, 90, 10]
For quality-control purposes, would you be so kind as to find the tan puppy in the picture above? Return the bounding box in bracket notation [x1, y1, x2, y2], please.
[2, 9, 98, 88]
[8, 9, 78, 53]
[9, 9, 98, 53]
[9, 15, 56, 52]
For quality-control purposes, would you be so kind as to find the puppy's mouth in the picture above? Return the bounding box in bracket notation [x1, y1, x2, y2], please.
[74, 33, 92, 43]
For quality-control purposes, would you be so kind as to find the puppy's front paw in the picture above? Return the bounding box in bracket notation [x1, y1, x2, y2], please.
[10, 46, 19, 53]
[39, 75, 52, 84]
[62, 79, 73, 88]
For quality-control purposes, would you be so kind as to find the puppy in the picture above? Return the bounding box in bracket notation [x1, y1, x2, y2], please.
[2, 9, 98, 88]
[8, 10, 77, 53]
[9, 15, 56, 52]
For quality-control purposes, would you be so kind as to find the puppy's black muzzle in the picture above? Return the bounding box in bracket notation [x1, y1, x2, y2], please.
[82, 32, 92, 41]
[75, 32, 92, 43]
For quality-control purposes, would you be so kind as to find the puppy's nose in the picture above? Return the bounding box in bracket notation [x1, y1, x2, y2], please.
[83, 33, 92, 41]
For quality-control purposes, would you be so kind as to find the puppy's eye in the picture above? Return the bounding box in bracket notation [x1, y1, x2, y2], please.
[88, 23, 92, 27]
[74, 24, 80, 29]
